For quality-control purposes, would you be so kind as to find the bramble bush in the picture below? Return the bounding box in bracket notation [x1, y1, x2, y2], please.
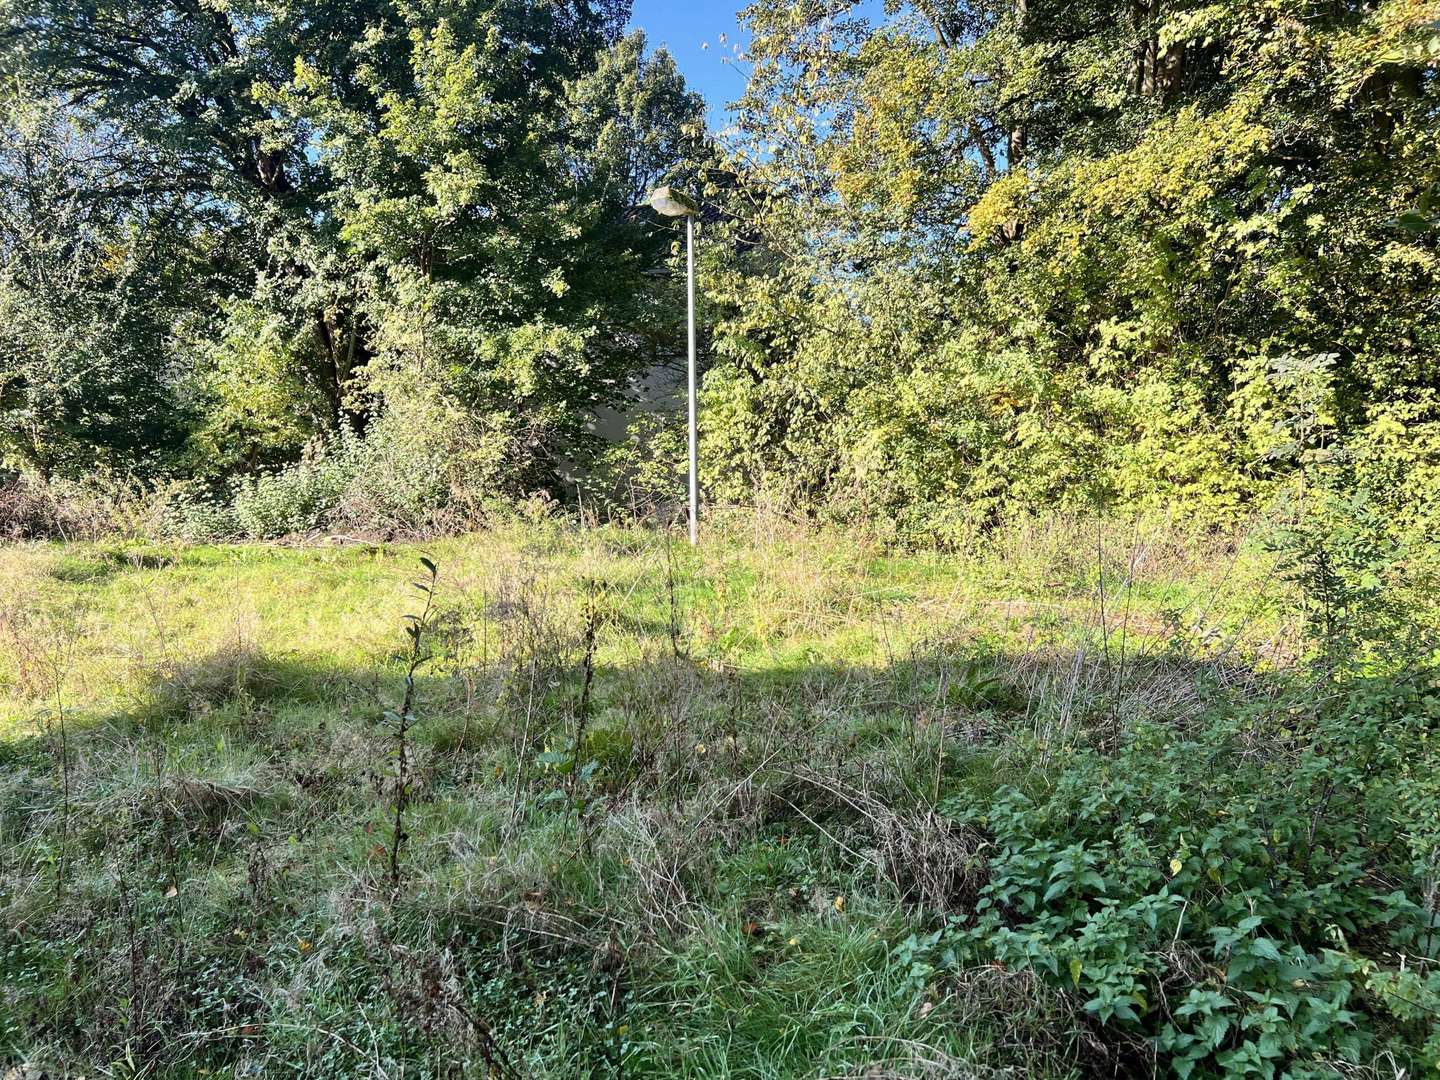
[910, 670, 1440, 1076]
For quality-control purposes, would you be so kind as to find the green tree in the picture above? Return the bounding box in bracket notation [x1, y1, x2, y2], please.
[0, 96, 195, 477]
[703, 0, 1440, 529]
[2, 0, 704, 497]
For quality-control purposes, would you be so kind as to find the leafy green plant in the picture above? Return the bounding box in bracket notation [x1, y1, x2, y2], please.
[232, 443, 355, 539]
[1267, 417, 1440, 674]
[533, 579, 612, 846]
[909, 671, 1440, 1076]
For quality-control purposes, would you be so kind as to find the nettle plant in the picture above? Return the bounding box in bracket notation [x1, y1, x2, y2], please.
[908, 671, 1440, 1076]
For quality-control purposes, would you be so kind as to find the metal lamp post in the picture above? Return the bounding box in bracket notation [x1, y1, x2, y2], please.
[649, 185, 700, 545]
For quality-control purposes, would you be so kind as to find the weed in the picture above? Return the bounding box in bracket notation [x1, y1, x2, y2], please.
[385, 557, 440, 893]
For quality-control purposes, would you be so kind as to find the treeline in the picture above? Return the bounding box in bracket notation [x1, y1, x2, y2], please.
[1, 0, 1438, 539]
[699, 0, 1440, 538]
[1, 0, 704, 536]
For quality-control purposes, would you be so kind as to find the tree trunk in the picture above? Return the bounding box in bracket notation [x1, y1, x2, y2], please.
[314, 308, 373, 434]
[999, 0, 1029, 244]
[1132, 0, 1185, 100]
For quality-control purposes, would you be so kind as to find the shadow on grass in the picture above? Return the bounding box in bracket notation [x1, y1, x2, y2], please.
[45, 545, 181, 585]
[0, 630, 1291, 1079]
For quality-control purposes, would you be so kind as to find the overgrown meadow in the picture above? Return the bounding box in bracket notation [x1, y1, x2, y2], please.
[3, 0, 1438, 1070]
[2, 512, 1437, 1077]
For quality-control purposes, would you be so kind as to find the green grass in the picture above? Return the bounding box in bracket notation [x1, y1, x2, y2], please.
[0, 512, 1293, 1077]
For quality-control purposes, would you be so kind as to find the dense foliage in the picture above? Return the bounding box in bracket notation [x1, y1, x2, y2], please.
[3, 0, 1437, 536]
[1, 0, 703, 533]
[915, 673, 1440, 1075]
[698, 0, 1440, 531]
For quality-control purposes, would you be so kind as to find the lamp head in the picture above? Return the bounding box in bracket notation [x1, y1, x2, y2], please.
[649, 185, 699, 218]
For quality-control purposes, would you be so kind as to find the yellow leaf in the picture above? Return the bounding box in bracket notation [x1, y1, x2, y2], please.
[1169, 858, 1183, 876]
[1069, 957, 1083, 986]
[833, 895, 846, 914]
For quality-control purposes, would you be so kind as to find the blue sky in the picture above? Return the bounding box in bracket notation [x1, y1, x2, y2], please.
[627, 0, 751, 123]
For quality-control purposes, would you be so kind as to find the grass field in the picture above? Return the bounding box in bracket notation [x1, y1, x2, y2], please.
[6, 513, 1436, 1078]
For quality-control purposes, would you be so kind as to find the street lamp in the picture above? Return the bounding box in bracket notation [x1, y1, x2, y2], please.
[649, 185, 700, 545]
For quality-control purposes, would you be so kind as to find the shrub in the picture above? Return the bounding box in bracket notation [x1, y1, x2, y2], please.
[1266, 401, 1440, 671]
[0, 472, 204, 541]
[232, 443, 354, 539]
[905, 669, 1440, 1076]
[328, 379, 519, 536]
[161, 490, 240, 543]
[227, 379, 534, 539]
[0, 472, 68, 539]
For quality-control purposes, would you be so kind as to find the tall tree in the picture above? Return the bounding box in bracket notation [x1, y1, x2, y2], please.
[702, 0, 1439, 524]
[1, 0, 705, 487]
[0, 95, 197, 477]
